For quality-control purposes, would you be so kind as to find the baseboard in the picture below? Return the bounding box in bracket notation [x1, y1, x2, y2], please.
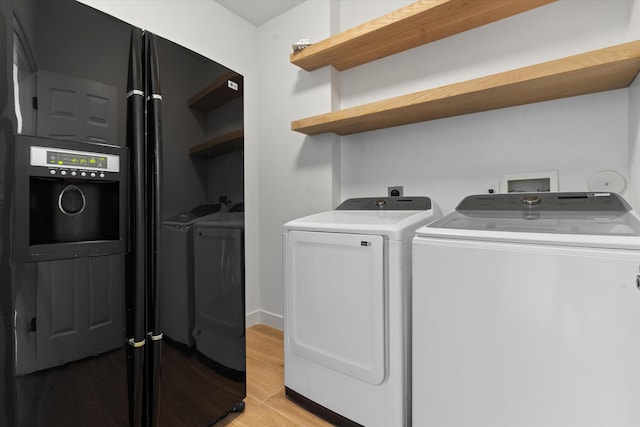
[246, 309, 283, 330]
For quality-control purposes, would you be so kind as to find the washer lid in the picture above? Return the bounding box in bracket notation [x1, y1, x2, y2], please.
[285, 209, 437, 240]
[419, 192, 640, 249]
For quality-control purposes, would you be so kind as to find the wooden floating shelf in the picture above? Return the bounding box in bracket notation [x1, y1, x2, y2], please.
[188, 71, 243, 112]
[189, 129, 243, 158]
[290, 0, 556, 71]
[291, 40, 640, 136]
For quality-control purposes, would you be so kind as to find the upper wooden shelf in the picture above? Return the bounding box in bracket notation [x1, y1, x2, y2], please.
[290, 0, 556, 71]
[189, 129, 243, 158]
[291, 40, 640, 136]
[188, 71, 243, 112]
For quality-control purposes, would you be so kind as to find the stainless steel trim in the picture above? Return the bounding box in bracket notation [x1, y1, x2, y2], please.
[58, 185, 86, 216]
[127, 89, 144, 98]
[128, 338, 146, 348]
[147, 332, 163, 341]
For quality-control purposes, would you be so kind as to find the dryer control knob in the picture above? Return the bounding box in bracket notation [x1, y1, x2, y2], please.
[522, 195, 541, 206]
[375, 200, 386, 208]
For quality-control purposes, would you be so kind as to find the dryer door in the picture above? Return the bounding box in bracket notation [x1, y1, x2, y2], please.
[286, 230, 386, 385]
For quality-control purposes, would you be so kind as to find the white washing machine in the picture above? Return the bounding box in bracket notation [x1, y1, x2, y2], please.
[283, 196, 441, 427]
[413, 192, 640, 427]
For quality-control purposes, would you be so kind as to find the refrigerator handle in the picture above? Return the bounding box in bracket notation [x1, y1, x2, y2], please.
[126, 27, 146, 427]
[144, 31, 164, 427]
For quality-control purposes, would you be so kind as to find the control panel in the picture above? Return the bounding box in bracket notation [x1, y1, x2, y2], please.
[336, 196, 432, 211]
[15, 135, 128, 262]
[456, 192, 630, 213]
[30, 145, 120, 178]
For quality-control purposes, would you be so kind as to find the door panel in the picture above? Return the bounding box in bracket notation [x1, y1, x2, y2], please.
[286, 230, 386, 385]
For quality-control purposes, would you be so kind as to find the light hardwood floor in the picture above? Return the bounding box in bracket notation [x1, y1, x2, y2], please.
[217, 324, 333, 427]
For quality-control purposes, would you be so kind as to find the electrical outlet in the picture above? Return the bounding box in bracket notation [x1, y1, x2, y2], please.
[388, 186, 403, 197]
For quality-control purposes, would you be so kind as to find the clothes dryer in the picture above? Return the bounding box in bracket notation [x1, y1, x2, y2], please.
[412, 192, 640, 427]
[284, 197, 441, 427]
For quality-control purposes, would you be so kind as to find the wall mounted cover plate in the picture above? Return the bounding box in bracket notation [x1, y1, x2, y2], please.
[499, 170, 558, 193]
[588, 170, 626, 193]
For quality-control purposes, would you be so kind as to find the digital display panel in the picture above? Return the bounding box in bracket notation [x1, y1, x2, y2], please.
[46, 150, 108, 169]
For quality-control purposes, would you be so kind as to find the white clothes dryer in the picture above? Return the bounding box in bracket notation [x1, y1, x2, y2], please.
[284, 196, 441, 427]
[413, 192, 640, 427]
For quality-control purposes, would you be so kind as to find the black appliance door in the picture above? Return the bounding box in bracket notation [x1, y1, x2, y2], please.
[1, 0, 134, 425]
[150, 34, 246, 426]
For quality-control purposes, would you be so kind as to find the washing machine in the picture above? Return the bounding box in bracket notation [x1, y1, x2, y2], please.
[192, 211, 245, 375]
[161, 204, 222, 346]
[412, 192, 640, 427]
[283, 196, 441, 427]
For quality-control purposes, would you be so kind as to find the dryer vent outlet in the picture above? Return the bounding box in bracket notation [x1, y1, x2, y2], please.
[388, 186, 403, 197]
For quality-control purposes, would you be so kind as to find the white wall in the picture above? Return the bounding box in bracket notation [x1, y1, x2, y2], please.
[77, 0, 262, 323]
[255, 1, 337, 328]
[338, 0, 637, 213]
[628, 0, 640, 209]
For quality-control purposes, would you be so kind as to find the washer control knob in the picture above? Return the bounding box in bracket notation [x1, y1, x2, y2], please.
[375, 200, 386, 208]
[522, 195, 541, 206]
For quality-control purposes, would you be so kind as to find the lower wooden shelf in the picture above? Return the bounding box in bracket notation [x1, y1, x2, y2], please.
[189, 129, 244, 158]
[291, 40, 640, 136]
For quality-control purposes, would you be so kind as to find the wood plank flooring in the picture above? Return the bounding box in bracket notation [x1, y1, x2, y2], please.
[217, 324, 333, 427]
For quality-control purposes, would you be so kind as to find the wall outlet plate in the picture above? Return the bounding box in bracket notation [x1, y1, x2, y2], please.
[388, 186, 403, 197]
[499, 170, 558, 193]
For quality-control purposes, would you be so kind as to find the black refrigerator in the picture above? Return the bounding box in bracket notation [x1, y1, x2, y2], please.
[0, 0, 246, 425]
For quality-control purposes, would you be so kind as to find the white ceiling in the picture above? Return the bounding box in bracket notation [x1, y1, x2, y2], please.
[214, 0, 305, 26]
